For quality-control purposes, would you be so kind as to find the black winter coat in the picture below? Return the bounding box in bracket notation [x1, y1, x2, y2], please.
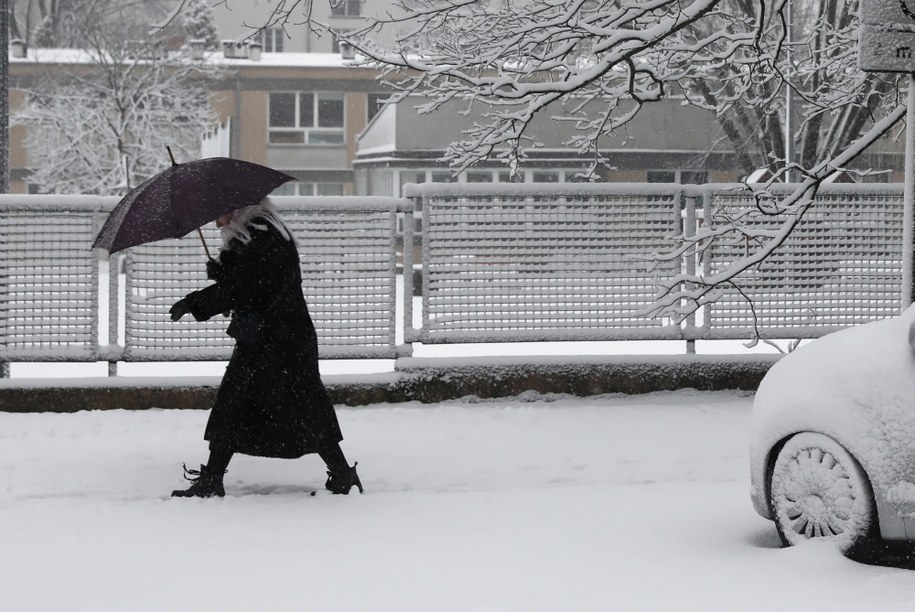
[183, 217, 343, 458]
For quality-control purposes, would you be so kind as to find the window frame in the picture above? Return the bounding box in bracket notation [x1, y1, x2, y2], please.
[647, 169, 708, 185]
[268, 91, 346, 146]
[367, 92, 388, 122]
[260, 27, 284, 53]
[330, 0, 362, 17]
[272, 181, 345, 196]
[332, 30, 354, 54]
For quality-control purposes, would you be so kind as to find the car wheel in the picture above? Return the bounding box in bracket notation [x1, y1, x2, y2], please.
[769, 432, 876, 555]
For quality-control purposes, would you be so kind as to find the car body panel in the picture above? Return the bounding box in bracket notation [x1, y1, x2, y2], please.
[750, 306, 915, 541]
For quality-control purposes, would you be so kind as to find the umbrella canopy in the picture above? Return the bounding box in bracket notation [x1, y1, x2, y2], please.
[92, 157, 295, 254]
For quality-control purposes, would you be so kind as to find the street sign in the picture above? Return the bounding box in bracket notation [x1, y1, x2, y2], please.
[858, 1, 915, 306]
[860, 0, 915, 72]
[861, 0, 915, 23]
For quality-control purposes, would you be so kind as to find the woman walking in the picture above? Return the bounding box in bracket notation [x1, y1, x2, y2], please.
[168, 199, 362, 498]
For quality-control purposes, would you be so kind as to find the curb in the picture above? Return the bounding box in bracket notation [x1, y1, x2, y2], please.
[0, 355, 781, 412]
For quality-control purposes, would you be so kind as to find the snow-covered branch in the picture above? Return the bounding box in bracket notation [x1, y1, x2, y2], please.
[644, 102, 907, 321]
[13, 31, 220, 195]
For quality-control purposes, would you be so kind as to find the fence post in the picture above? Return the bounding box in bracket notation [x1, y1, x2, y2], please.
[107, 255, 120, 376]
[684, 189, 697, 354]
[402, 194, 419, 344]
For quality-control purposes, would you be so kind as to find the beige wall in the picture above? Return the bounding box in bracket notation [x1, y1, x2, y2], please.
[235, 90, 268, 164]
[346, 93, 368, 165]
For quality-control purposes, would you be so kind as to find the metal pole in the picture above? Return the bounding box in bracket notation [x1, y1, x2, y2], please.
[0, 0, 9, 194]
[902, 75, 915, 308]
[108, 255, 120, 376]
[0, 0, 10, 376]
[784, 0, 794, 184]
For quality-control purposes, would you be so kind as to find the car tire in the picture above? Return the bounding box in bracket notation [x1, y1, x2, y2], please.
[769, 432, 876, 556]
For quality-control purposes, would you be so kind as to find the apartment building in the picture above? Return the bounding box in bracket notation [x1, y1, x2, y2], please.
[8, 45, 386, 196]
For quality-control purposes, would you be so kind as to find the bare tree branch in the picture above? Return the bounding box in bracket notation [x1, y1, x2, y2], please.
[13, 27, 220, 194]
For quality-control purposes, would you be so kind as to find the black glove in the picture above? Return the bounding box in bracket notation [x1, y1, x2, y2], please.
[206, 257, 225, 282]
[169, 298, 191, 321]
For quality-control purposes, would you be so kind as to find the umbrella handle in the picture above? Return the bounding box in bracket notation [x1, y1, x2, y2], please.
[168, 148, 208, 258]
[197, 227, 212, 259]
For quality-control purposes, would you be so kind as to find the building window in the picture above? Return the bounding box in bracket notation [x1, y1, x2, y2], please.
[269, 93, 296, 128]
[680, 170, 708, 185]
[332, 30, 353, 54]
[566, 170, 593, 183]
[532, 171, 559, 183]
[260, 28, 284, 53]
[315, 183, 345, 196]
[467, 171, 494, 182]
[647, 170, 676, 183]
[330, 0, 361, 17]
[272, 182, 345, 196]
[269, 92, 345, 145]
[498, 172, 523, 183]
[431, 171, 453, 183]
[272, 181, 299, 196]
[647, 170, 708, 184]
[367, 93, 388, 122]
[399, 171, 426, 196]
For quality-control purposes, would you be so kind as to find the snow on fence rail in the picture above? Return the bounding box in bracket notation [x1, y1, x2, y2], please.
[403, 183, 906, 344]
[0, 185, 907, 376]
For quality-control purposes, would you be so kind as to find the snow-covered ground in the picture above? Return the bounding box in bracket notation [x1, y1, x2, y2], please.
[2, 390, 913, 611]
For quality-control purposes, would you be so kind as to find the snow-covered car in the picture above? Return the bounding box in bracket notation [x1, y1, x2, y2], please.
[751, 306, 915, 557]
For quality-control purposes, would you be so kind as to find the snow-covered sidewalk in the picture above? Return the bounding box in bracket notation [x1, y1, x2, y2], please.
[1, 391, 912, 611]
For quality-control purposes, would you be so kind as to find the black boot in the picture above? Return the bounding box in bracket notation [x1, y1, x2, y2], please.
[171, 463, 226, 498]
[319, 442, 364, 495]
[325, 462, 364, 495]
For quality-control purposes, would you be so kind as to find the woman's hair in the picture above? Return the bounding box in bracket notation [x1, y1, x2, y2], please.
[220, 197, 296, 247]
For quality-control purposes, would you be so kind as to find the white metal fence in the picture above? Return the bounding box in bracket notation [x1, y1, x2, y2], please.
[121, 198, 402, 362]
[702, 184, 904, 336]
[403, 183, 684, 342]
[0, 184, 907, 375]
[0, 195, 406, 373]
[403, 183, 907, 344]
[0, 197, 104, 363]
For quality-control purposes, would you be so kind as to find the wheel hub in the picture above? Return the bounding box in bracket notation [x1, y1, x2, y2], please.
[800, 494, 829, 524]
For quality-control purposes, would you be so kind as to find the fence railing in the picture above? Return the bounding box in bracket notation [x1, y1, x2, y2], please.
[0, 195, 407, 374]
[701, 184, 904, 337]
[0, 184, 907, 375]
[403, 182, 907, 344]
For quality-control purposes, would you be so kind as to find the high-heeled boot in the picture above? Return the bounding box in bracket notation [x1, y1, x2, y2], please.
[325, 462, 364, 495]
[171, 463, 226, 498]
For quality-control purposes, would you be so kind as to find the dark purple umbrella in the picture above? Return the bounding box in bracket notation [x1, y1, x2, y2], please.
[92, 156, 295, 255]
